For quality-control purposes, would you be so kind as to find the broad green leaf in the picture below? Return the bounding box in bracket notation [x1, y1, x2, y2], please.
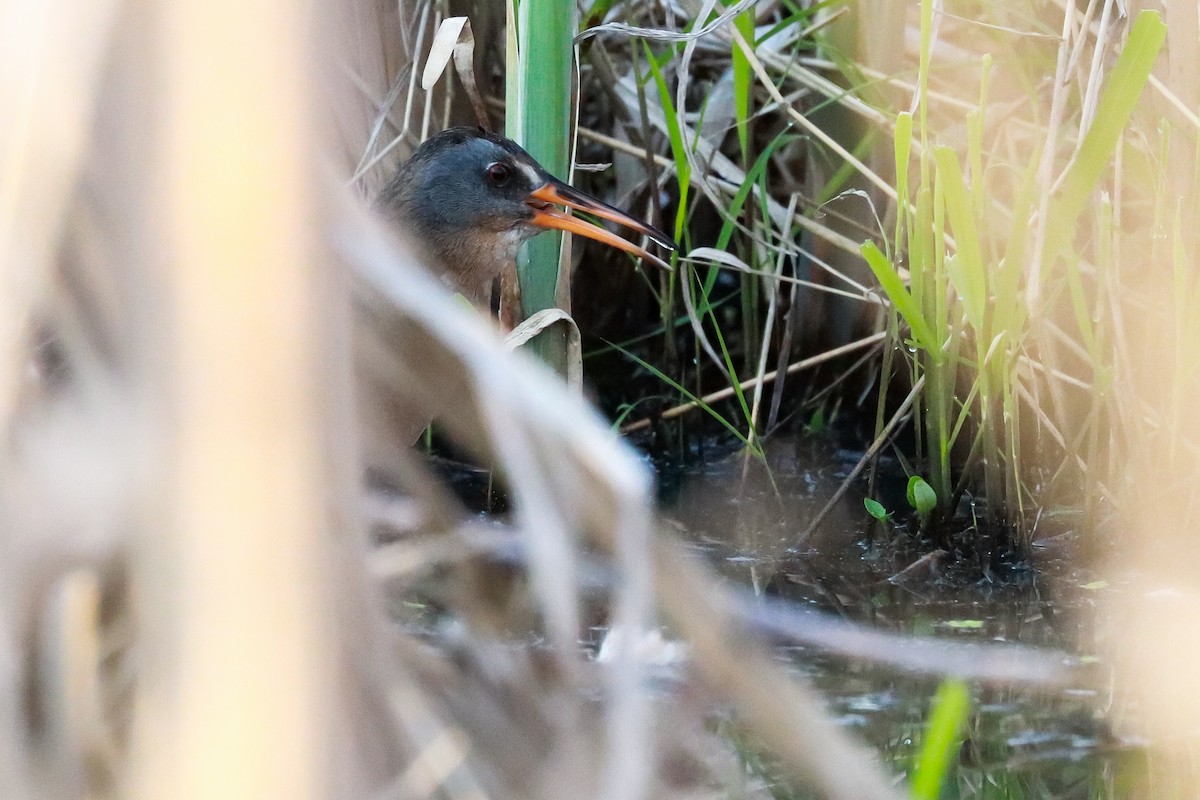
[907, 476, 938, 516]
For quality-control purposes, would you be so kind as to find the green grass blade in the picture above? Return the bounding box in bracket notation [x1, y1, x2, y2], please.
[934, 147, 987, 331]
[716, 130, 796, 251]
[731, 3, 754, 161]
[1039, 10, 1166, 270]
[910, 679, 970, 800]
[996, 149, 1040, 334]
[861, 241, 940, 360]
[643, 42, 691, 243]
[893, 111, 913, 249]
[608, 341, 754, 448]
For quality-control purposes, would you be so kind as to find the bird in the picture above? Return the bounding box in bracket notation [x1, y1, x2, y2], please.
[374, 126, 674, 304]
[358, 127, 674, 451]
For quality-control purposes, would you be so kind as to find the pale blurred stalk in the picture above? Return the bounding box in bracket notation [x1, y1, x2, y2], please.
[130, 1, 332, 798]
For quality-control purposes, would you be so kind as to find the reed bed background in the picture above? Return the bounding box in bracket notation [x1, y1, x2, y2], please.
[2, 0, 1199, 798]
[466, 0, 1196, 560]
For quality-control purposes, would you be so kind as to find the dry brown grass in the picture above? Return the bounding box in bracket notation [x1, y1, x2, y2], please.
[5, 0, 1198, 798]
[0, 1, 906, 797]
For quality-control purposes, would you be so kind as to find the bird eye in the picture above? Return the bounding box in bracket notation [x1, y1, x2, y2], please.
[486, 162, 511, 186]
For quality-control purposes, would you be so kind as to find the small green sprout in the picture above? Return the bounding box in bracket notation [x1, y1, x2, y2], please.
[907, 476, 938, 518]
[864, 497, 889, 521]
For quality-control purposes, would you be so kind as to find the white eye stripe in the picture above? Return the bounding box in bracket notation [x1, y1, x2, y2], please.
[516, 162, 541, 187]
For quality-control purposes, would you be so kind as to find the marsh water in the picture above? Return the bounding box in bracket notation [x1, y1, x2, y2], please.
[432, 424, 1143, 798]
[653, 430, 1143, 799]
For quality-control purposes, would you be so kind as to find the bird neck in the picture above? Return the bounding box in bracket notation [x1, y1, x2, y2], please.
[415, 227, 520, 304]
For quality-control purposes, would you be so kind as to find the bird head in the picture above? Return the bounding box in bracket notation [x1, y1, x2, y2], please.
[377, 127, 673, 298]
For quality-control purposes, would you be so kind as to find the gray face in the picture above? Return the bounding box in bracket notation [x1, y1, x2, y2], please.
[398, 132, 547, 237]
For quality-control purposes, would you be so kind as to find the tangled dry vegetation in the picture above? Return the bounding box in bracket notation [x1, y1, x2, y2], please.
[0, 2, 914, 797]
[3, 0, 1200, 798]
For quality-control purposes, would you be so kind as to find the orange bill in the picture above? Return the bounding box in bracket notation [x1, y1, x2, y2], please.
[526, 180, 674, 271]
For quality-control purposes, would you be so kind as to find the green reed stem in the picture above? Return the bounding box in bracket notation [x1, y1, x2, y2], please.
[508, 0, 575, 372]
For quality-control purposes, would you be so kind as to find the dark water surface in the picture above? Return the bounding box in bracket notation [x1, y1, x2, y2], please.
[657, 431, 1146, 799]
[427, 423, 1146, 797]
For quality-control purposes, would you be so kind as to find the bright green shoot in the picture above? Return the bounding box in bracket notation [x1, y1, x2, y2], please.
[910, 679, 970, 800]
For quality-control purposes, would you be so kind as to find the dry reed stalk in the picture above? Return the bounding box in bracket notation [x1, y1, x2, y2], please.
[0, 2, 1131, 799]
[125, 0, 333, 798]
[0, 1, 143, 796]
[345, 199, 909, 799]
[1098, 1, 1200, 792]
